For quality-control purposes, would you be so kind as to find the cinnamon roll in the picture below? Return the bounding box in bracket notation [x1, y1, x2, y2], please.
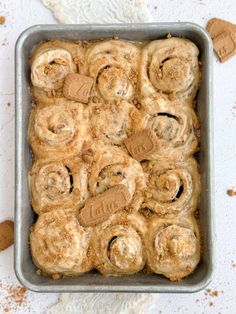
[81, 40, 140, 102]
[90, 100, 142, 145]
[30, 209, 93, 277]
[30, 40, 84, 91]
[28, 101, 90, 160]
[93, 211, 147, 276]
[140, 37, 200, 108]
[142, 158, 200, 217]
[138, 102, 199, 160]
[145, 216, 200, 281]
[86, 144, 146, 212]
[29, 158, 89, 215]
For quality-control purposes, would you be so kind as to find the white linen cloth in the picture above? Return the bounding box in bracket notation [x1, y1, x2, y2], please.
[41, 0, 151, 24]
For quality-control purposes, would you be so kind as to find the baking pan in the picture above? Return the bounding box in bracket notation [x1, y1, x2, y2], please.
[15, 23, 214, 293]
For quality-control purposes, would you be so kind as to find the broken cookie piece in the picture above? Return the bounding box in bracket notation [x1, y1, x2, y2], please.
[213, 31, 236, 63]
[206, 18, 236, 62]
[0, 220, 14, 251]
[63, 73, 93, 103]
[206, 18, 236, 39]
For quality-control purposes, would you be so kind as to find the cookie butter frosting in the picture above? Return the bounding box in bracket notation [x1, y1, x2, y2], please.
[29, 37, 201, 281]
[30, 209, 93, 276]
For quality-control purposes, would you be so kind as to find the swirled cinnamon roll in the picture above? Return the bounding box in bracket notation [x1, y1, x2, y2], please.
[140, 38, 200, 109]
[142, 158, 200, 217]
[29, 158, 89, 215]
[30, 40, 84, 91]
[86, 144, 146, 212]
[28, 101, 90, 160]
[81, 40, 140, 103]
[145, 216, 200, 281]
[30, 209, 93, 277]
[93, 211, 147, 276]
[90, 100, 142, 145]
[138, 102, 199, 160]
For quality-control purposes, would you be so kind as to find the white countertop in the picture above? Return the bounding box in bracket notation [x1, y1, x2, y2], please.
[0, 0, 236, 313]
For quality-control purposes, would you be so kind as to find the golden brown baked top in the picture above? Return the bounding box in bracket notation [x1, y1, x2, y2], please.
[29, 37, 201, 281]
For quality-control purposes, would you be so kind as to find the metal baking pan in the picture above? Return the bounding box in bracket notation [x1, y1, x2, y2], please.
[15, 23, 214, 293]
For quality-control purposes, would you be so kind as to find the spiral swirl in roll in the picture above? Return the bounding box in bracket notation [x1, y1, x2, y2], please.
[81, 40, 140, 102]
[145, 216, 200, 281]
[30, 40, 84, 91]
[93, 211, 147, 276]
[30, 209, 93, 276]
[140, 37, 200, 108]
[90, 100, 142, 145]
[29, 158, 89, 215]
[87, 144, 146, 212]
[142, 158, 200, 217]
[28, 101, 90, 160]
[139, 102, 199, 160]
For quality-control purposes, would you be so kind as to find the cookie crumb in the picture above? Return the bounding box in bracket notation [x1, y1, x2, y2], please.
[0, 16, 6, 25]
[132, 99, 138, 105]
[209, 301, 214, 307]
[205, 288, 220, 298]
[52, 273, 61, 280]
[0, 282, 28, 313]
[227, 188, 236, 196]
[167, 33, 172, 39]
